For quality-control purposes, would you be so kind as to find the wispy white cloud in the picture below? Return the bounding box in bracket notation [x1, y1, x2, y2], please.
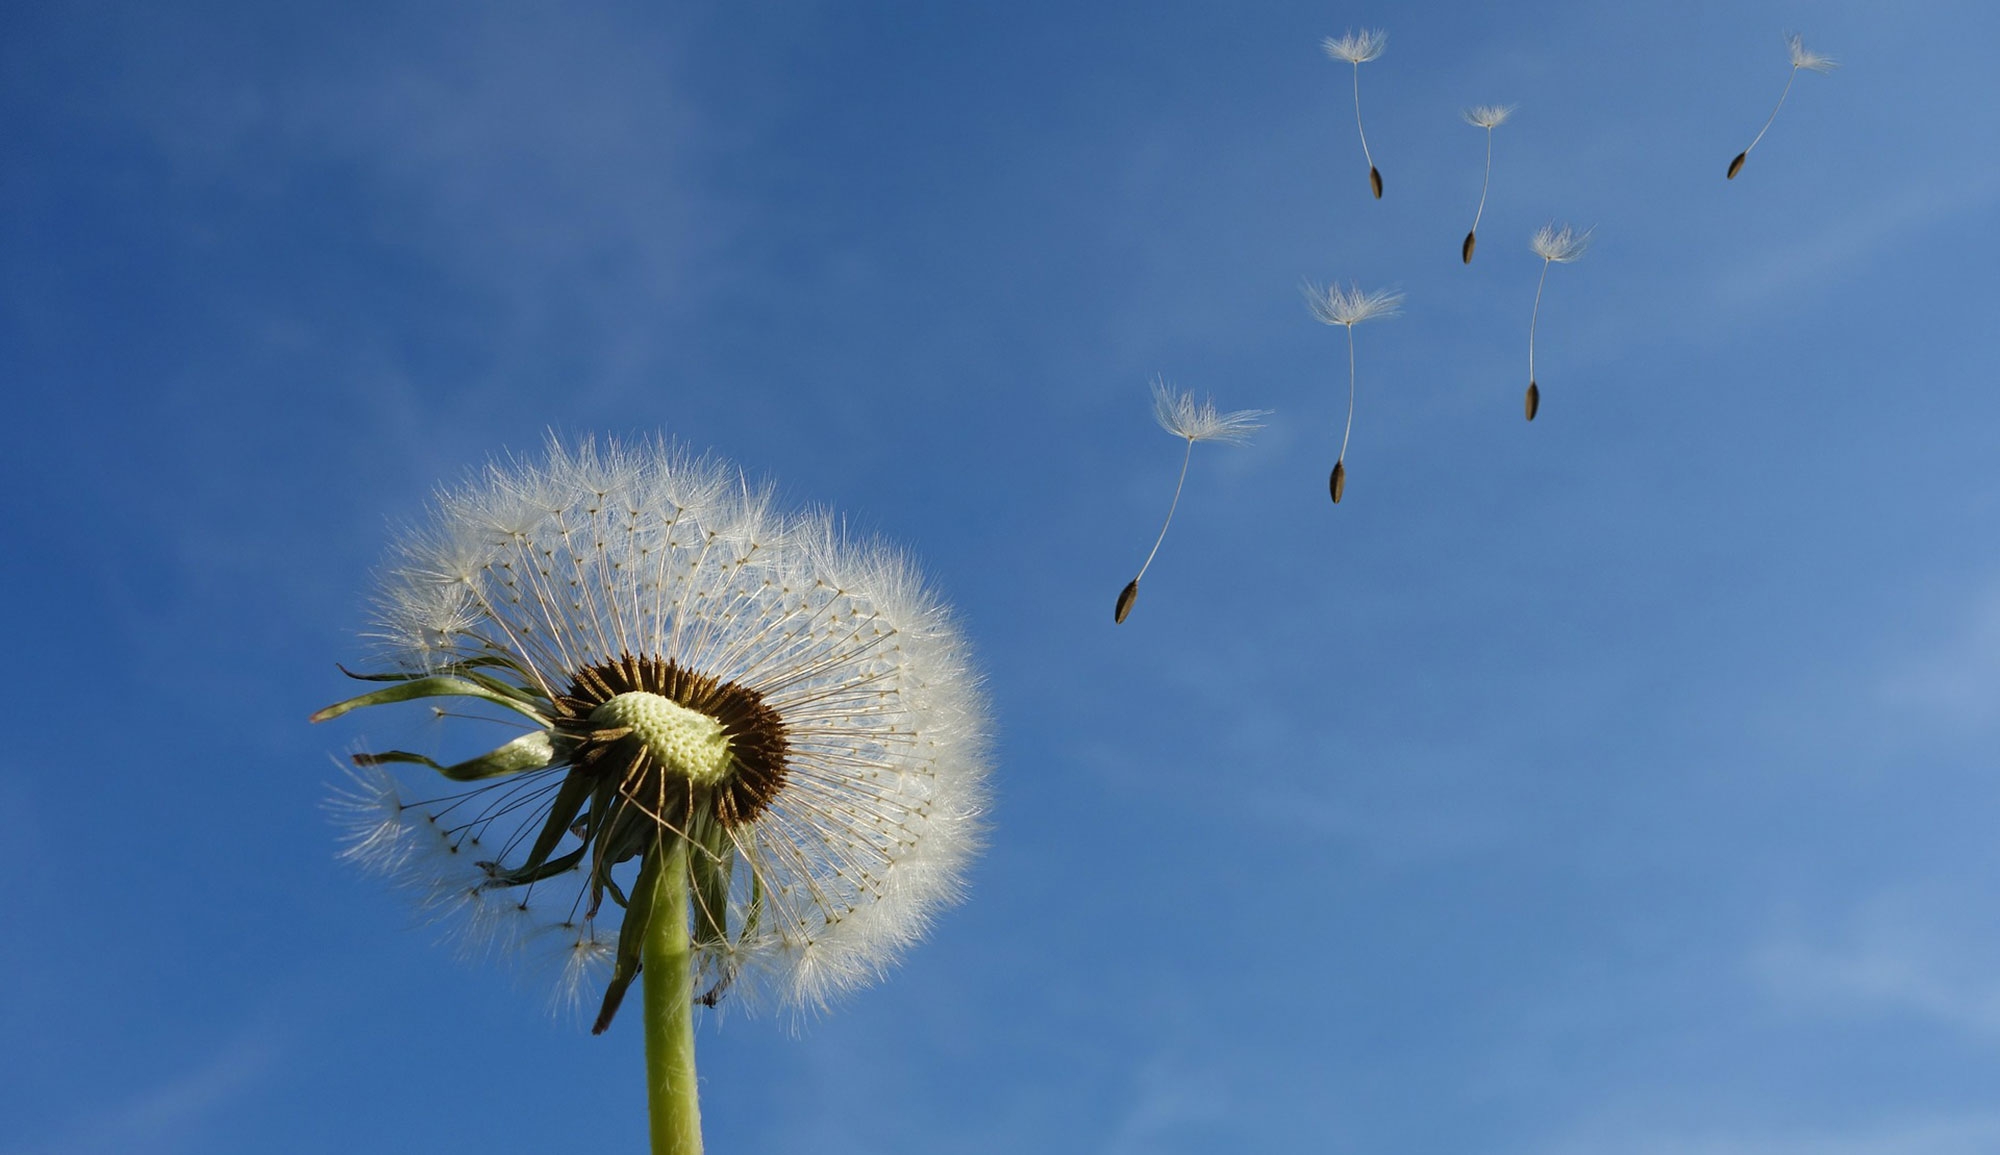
[1753, 888, 2000, 1037]
[103, 6, 728, 405]
[1099, 1049, 1231, 1155]
[1547, 1112, 2000, 1155]
[1711, 168, 2000, 316]
[4, 1033, 276, 1155]
[1877, 581, 2000, 731]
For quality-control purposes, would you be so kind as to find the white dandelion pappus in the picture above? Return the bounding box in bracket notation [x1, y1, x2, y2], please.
[1728, 32, 1838, 179]
[1151, 378, 1266, 446]
[1323, 29, 1388, 197]
[1116, 380, 1267, 624]
[316, 435, 991, 1150]
[1322, 28, 1386, 64]
[1303, 282, 1402, 502]
[1787, 33, 1838, 74]
[1530, 223, 1592, 264]
[1305, 281, 1404, 328]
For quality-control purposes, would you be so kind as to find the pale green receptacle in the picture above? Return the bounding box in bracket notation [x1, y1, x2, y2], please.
[590, 692, 733, 784]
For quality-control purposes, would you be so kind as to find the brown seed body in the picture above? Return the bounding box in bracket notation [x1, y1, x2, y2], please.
[1525, 381, 1540, 421]
[1462, 231, 1477, 263]
[1330, 460, 1347, 503]
[1369, 166, 1383, 199]
[1115, 578, 1139, 624]
[1727, 151, 1747, 180]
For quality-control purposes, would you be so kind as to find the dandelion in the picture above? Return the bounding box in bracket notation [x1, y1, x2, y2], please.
[314, 436, 989, 1154]
[1525, 223, 1591, 421]
[1323, 29, 1388, 198]
[1304, 282, 1403, 502]
[1728, 33, 1838, 180]
[1116, 379, 1267, 624]
[1460, 104, 1515, 263]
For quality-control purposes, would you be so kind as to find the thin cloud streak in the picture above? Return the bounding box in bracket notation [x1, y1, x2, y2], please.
[1547, 1112, 2000, 1155]
[1878, 581, 2000, 731]
[4, 1035, 276, 1155]
[1712, 169, 2000, 315]
[1754, 890, 2000, 1038]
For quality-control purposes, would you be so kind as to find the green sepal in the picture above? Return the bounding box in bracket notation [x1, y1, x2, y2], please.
[335, 658, 545, 703]
[352, 731, 557, 782]
[740, 840, 764, 943]
[310, 675, 550, 726]
[581, 780, 623, 918]
[335, 656, 515, 682]
[514, 770, 596, 878]
[482, 844, 588, 889]
[455, 667, 548, 707]
[592, 840, 666, 1034]
[689, 811, 734, 949]
[350, 749, 445, 771]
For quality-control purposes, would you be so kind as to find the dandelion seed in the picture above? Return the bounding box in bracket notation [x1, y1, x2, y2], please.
[1460, 104, 1515, 263]
[1117, 379, 1266, 624]
[1304, 282, 1403, 501]
[315, 435, 990, 1153]
[1526, 223, 1591, 421]
[1323, 29, 1388, 198]
[1728, 33, 1838, 180]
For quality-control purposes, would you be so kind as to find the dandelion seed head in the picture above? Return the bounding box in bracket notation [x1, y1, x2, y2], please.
[1530, 223, 1593, 263]
[1786, 33, 1837, 74]
[1322, 29, 1387, 64]
[325, 434, 991, 1019]
[1149, 378, 1267, 445]
[1303, 281, 1405, 327]
[1463, 104, 1515, 129]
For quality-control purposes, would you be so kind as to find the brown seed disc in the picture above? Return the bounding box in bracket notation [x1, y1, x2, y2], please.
[1525, 381, 1540, 422]
[1462, 231, 1477, 263]
[1114, 578, 1139, 624]
[1727, 152, 1747, 180]
[1330, 460, 1346, 503]
[557, 654, 790, 828]
[1369, 166, 1383, 199]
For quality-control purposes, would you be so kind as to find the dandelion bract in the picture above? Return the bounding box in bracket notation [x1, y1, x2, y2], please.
[1728, 33, 1838, 180]
[1304, 282, 1403, 501]
[316, 436, 990, 1153]
[1116, 380, 1267, 623]
[1323, 29, 1388, 198]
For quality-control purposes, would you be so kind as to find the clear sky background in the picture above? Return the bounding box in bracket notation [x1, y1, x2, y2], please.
[5, 1, 2000, 1152]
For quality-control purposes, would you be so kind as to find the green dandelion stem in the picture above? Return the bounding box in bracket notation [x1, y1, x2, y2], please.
[643, 835, 703, 1155]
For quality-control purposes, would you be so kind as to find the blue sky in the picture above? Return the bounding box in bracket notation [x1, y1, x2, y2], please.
[5, 1, 2000, 1151]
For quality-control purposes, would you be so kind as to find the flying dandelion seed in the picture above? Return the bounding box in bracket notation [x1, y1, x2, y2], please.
[1323, 29, 1388, 198]
[1116, 379, 1267, 624]
[1525, 223, 1591, 421]
[1304, 282, 1403, 501]
[1460, 104, 1515, 263]
[1728, 33, 1837, 180]
[315, 436, 990, 1154]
